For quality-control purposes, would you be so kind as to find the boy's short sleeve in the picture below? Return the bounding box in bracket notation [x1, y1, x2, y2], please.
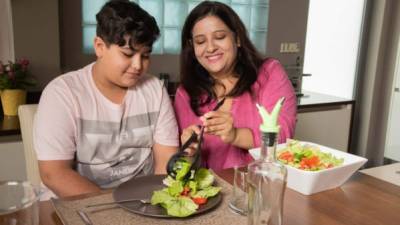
[153, 86, 179, 147]
[33, 79, 77, 160]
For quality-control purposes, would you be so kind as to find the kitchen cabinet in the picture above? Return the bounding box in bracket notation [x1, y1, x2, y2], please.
[0, 135, 26, 181]
[296, 91, 354, 152]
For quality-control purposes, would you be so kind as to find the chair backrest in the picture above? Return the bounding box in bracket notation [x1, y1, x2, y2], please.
[18, 104, 40, 186]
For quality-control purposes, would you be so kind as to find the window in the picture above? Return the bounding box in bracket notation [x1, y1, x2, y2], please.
[82, 0, 270, 54]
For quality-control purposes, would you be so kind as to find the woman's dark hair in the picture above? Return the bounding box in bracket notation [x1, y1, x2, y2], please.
[180, 1, 264, 115]
[96, 0, 160, 49]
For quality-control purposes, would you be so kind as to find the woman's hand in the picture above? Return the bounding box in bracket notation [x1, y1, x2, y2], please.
[201, 111, 237, 144]
[180, 125, 202, 156]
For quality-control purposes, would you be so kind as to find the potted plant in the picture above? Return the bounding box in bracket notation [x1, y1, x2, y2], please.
[0, 59, 36, 116]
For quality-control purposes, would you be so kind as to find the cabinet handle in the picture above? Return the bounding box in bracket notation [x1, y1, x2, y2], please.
[395, 87, 400, 92]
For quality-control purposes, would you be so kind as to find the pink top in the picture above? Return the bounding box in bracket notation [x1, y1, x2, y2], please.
[174, 59, 297, 171]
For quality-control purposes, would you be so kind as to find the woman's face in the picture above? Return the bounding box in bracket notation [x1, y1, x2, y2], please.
[191, 15, 239, 78]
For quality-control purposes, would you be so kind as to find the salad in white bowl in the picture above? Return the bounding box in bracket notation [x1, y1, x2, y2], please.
[249, 139, 367, 195]
[276, 139, 344, 171]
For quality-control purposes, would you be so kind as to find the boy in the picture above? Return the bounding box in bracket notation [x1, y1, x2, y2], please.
[33, 0, 178, 199]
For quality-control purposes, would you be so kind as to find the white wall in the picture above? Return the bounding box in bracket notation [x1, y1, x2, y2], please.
[303, 0, 365, 99]
[0, 0, 26, 181]
[0, 0, 14, 61]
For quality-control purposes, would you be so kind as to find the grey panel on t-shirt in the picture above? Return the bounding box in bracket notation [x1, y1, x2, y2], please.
[76, 112, 159, 188]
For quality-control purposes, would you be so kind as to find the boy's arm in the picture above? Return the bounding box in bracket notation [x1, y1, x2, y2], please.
[152, 143, 178, 174]
[38, 160, 101, 197]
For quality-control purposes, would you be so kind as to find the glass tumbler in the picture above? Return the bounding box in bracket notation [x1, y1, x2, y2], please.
[229, 166, 248, 215]
[0, 181, 39, 225]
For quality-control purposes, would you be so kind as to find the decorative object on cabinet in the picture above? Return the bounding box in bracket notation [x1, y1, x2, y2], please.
[0, 59, 36, 116]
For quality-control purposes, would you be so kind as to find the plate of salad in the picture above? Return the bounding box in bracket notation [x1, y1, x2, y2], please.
[113, 160, 222, 218]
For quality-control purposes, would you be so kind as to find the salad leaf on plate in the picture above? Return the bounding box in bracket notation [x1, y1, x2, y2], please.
[151, 188, 174, 206]
[167, 180, 184, 197]
[151, 158, 221, 217]
[192, 186, 221, 199]
[151, 189, 199, 217]
[166, 197, 199, 217]
[194, 168, 214, 189]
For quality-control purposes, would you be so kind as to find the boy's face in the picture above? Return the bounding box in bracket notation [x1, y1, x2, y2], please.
[94, 36, 151, 89]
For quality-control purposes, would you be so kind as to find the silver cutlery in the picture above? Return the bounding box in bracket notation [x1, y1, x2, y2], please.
[76, 210, 94, 225]
[85, 198, 151, 208]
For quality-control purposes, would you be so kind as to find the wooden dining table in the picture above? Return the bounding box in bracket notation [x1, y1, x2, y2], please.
[39, 169, 400, 225]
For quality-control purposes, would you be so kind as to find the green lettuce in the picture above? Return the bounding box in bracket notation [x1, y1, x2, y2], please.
[162, 176, 175, 187]
[167, 180, 184, 197]
[192, 186, 221, 198]
[151, 190, 199, 217]
[194, 168, 214, 189]
[188, 180, 198, 195]
[165, 197, 199, 217]
[174, 159, 191, 181]
[152, 160, 221, 217]
[151, 188, 174, 207]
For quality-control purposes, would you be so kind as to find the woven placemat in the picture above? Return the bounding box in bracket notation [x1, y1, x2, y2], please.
[51, 174, 247, 225]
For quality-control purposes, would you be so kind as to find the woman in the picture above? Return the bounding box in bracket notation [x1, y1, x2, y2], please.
[174, 1, 297, 171]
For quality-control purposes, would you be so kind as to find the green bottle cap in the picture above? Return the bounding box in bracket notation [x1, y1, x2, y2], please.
[256, 97, 285, 133]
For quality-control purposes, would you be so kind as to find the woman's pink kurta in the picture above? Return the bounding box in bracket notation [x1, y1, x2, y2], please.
[174, 59, 297, 171]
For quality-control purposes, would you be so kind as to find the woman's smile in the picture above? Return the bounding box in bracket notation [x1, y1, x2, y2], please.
[206, 53, 223, 63]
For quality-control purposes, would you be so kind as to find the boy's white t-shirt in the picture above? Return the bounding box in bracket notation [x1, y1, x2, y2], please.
[33, 63, 178, 199]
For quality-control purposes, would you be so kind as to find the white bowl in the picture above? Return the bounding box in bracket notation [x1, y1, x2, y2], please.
[249, 141, 368, 195]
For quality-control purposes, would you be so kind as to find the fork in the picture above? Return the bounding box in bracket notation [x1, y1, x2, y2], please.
[85, 198, 151, 208]
[77, 210, 94, 225]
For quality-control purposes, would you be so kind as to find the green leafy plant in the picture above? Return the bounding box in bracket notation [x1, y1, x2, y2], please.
[0, 59, 36, 90]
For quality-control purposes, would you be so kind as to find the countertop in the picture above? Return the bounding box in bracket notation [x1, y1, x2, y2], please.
[0, 115, 20, 136]
[298, 90, 354, 109]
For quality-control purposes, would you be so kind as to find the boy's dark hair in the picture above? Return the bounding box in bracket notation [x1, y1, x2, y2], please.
[180, 1, 264, 115]
[96, 0, 160, 49]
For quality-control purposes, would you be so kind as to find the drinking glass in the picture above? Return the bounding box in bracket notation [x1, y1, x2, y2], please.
[229, 166, 248, 215]
[0, 181, 39, 225]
